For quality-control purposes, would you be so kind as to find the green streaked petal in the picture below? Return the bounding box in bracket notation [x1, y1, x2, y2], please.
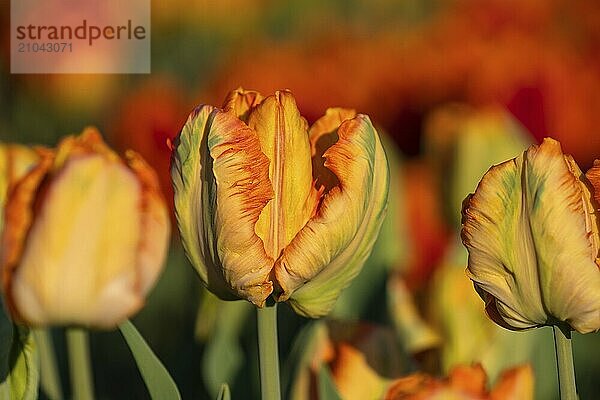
[462, 154, 547, 330]
[525, 142, 600, 333]
[171, 106, 274, 306]
[171, 106, 216, 290]
[274, 114, 389, 317]
[249, 91, 319, 260]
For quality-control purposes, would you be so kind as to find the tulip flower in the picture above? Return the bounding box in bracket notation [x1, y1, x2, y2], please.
[171, 88, 389, 318]
[461, 137, 600, 334]
[462, 137, 600, 399]
[0, 129, 170, 328]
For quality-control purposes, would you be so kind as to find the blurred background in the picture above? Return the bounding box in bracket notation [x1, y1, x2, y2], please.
[2, 0, 600, 399]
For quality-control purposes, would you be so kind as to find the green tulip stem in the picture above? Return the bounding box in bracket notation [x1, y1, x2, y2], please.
[66, 328, 95, 400]
[553, 324, 577, 400]
[34, 329, 63, 400]
[257, 301, 281, 400]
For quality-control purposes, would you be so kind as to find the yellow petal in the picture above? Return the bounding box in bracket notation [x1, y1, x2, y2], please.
[309, 107, 357, 192]
[331, 343, 389, 400]
[248, 91, 319, 260]
[462, 138, 600, 333]
[171, 105, 274, 306]
[387, 274, 441, 353]
[274, 113, 389, 317]
[222, 87, 264, 122]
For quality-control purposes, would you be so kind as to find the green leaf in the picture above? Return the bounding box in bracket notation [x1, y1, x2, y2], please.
[0, 324, 39, 399]
[0, 294, 39, 400]
[119, 320, 181, 400]
[216, 383, 231, 400]
[202, 300, 252, 398]
[317, 365, 342, 400]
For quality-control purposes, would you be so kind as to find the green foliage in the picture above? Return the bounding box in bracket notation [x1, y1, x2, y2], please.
[201, 299, 252, 398]
[0, 301, 39, 400]
[119, 320, 181, 400]
[317, 365, 342, 400]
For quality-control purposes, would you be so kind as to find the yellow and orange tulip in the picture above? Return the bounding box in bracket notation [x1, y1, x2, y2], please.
[0, 129, 170, 328]
[461, 138, 600, 333]
[171, 88, 389, 317]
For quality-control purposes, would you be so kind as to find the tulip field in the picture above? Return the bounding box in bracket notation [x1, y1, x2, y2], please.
[1, 1, 600, 399]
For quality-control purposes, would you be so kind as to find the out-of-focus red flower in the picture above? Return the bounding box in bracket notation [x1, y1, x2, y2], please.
[109, 78, 192, 214]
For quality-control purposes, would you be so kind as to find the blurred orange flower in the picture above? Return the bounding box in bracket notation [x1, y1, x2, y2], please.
[385, 364, 534, 400]
[289, 321, 405, 400]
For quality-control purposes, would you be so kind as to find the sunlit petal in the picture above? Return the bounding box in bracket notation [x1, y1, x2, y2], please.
[172, 105, 274, 306]
[222, 87, 264, 122]
[274, 114, 389, 317]
[249, 90, 319, 259]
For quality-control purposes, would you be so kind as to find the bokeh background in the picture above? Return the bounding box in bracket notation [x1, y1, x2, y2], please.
[2, 0, 600, 399]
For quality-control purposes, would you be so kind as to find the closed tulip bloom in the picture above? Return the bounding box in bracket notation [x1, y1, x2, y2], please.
[1, 129, 170, 328]
[171, 88, 389, 317]
[461, 138, 600, 334]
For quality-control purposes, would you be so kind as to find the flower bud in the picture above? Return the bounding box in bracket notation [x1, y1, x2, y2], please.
[1, 129, 170, 328]
[171, 88, 389, 317]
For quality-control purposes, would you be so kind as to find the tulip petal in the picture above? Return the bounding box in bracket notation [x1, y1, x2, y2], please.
[309, 108, 357, 192]
[125, 150, 171, 295]
[527, 144, 600, 333]
[248, 91, 319, 259]
[461, 157, 546, 330]
[171, 105, 274, 306]
[587, 160, 600, 209]
[222, 87, 264, 122]
[0, 144, 40, 236]
[462, 138, 600, 333]
[1, 150, 54, 321]
[274, 114, 389, 317]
